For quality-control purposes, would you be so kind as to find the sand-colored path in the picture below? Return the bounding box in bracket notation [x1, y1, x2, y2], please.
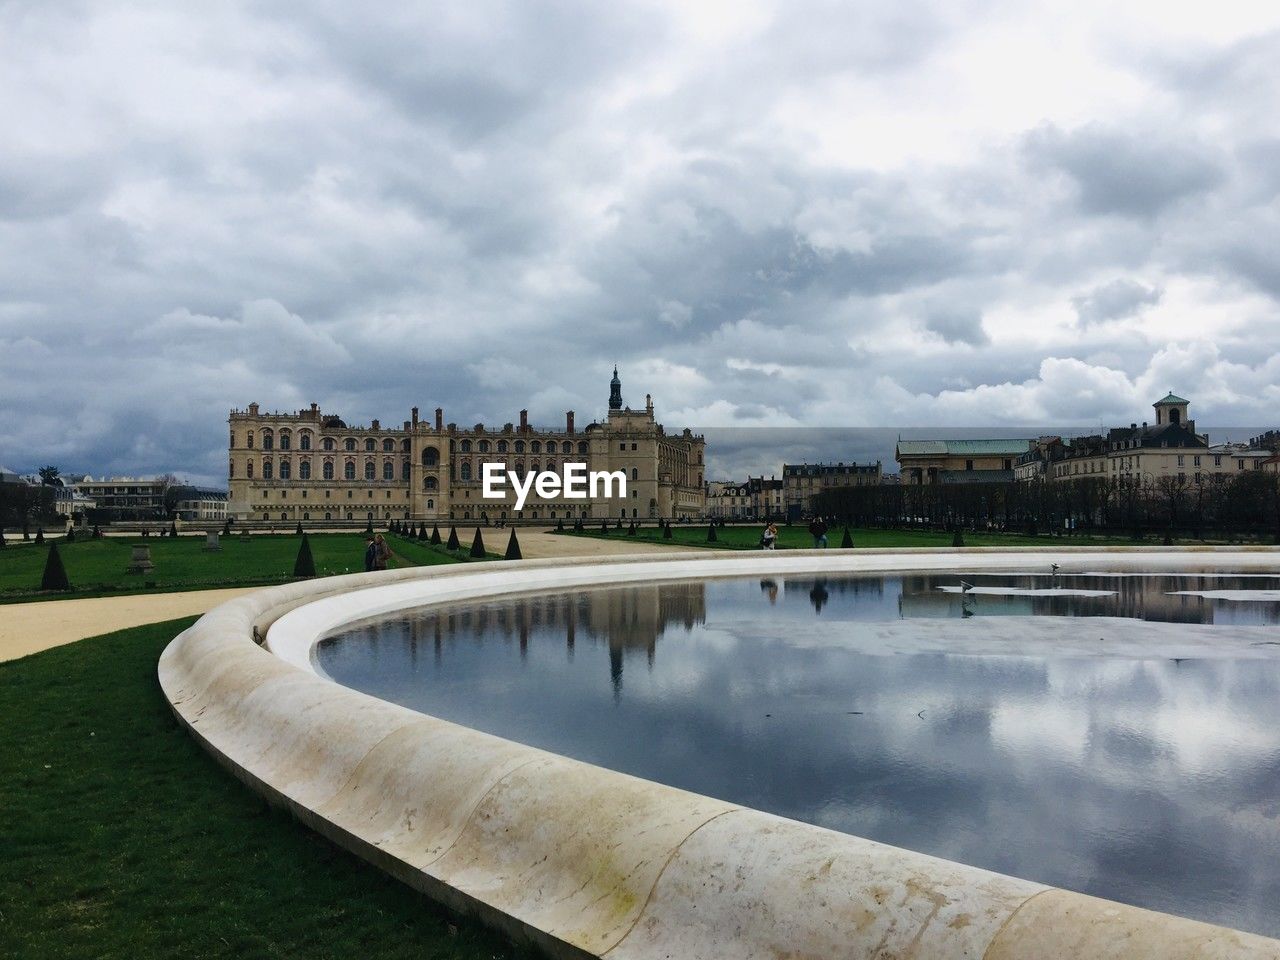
[0, 530, 690, 663]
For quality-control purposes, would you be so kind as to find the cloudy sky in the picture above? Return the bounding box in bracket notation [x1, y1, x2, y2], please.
[3, 1, 1280, 482]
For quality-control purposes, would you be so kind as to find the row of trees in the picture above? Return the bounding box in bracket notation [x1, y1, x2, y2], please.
[813, 473, 1280, 540]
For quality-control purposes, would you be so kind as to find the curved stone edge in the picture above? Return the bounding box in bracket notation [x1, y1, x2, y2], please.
[159, 550, 1280, 960]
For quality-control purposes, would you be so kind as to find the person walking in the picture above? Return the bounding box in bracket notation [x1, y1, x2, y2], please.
[808, 516, 828, 548]
[761, 521, 778, 550]
[373, 533, 391, 571]
[363, 535, 378, 572]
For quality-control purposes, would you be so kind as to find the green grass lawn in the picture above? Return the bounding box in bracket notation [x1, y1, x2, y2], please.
[0, 618, 533, 960]
[554, 523, 1146, 550]
[0, 533, 494, 602]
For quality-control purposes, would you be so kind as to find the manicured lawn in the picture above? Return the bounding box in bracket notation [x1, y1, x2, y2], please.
[0, 618, 533, 960]
[0, 533, 488, 602]
[555, 524, 1144, 550]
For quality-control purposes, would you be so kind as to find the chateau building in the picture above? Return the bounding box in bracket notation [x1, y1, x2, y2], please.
[895, 441, 1030, 485]
[783, 462, 882, 518]
[227, 369, 705, 523]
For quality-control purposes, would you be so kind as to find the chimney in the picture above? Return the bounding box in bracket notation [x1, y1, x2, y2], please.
[310, 402, 319, 417]
[248, 402, 259, 416]
[371, 419, 380, 430]
[566, 411, 575, 434]
[411, 406, 419, 426]
[520, 409, 529, 431]
[435, 407, 443, 431]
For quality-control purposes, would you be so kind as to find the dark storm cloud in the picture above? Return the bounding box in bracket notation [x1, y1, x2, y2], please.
[2, 2, 1280, 482]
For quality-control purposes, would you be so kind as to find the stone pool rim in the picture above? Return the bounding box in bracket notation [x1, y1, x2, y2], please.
[159, 547, 1280, 960]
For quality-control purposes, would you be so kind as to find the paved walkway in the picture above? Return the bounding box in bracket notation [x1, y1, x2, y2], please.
[0, 530, 690, 663]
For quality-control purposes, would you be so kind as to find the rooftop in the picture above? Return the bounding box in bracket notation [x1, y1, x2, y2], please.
[896, 439, 1033, 457]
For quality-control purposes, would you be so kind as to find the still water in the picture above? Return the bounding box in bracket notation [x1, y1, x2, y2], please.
[317, 572, 1280, 936]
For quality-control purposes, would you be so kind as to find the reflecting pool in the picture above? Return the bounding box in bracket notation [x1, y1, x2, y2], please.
[317, 571, 1280, 936]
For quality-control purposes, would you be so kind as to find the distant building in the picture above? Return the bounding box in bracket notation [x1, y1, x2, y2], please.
[783, 462, 882, 518]
[227, 368, 706, 523]
[173, 486, 228, 522]
[72, 477, 168, 520]
[895, 441, 1029, 485]
[705, 476, 783, 521]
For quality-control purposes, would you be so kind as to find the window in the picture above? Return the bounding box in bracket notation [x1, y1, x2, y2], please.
[323, 437, 335, 451]
[425, 476, 438, 490]
[631, 468, 638, 480]
[515, 440, 525, 454]
[279, 459, 292, 479]
[344, 438, 356, 452]
[578, 441, 588, 455]
[247, 432, 254, 448]
[247, 460, 254, 479]
[530, 440, 541, 454]
[460, 462, 472, 481]
[279, 432, 291, 450]
[1193, 456, 1200, 467]
[620, 443, 626, 451]
[262, 433, 274, 450]
[401, 460, 410, 481]
[965, 459, 974, 471]
[383, 461, 394, 481]
[229, 460, 234, 478]
[1238, 459, 1246, 470]
[497, 440, 508, 453]
[299, 460, 311, 480]
[383, 439, 394, 452]
[460, 439, 472, 452]
[364, 438, 375, 452]
[423, 446, 439, 466]
[479, 439, 490, 453]
[344, 461, 356, 480]
[323, 460, 334, 480]
[631, 443, 637, 451]
[364, 460, 376, 480]
[262, 460, 274, 480]
[1214, 455, 1222, 466]
[300, 432, 311, 450]
[427, 499, 434, 509]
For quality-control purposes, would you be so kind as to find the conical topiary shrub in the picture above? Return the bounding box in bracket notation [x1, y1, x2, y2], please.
[293, 533, 316, 578]
[419, 522, 429, 541]
[35, 527, 45, 545]
[556, 518, 564, 532]
[616, 518, 623, 530]
[170, 521, 178, 538]
[505, 529, 522, 560]
[430, 524, 441, 545]
[600, 520, 609, 534]
[663, 521, 673, 540]
[223, 519, 232, 536]
[841, 527, 854, 548]
[952, 529, 965, 548]
[365, 519, 374, 534]
[1163, 531, 1174, 546]
[470, 528, 486, 558]
[41, 542, 71, 592]
[446, 526, 460, 550]
[707, 523, 717, 543]
[627, 520, 637, 536]
[295, 521, 304, 535]
[93, 524, 103, 539]
[0, 528, 6, 549]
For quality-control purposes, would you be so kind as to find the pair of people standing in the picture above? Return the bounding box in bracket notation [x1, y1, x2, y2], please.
[364, 533, 391, 571]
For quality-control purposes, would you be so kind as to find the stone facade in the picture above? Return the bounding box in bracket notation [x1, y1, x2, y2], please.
[227, 369, 705, 523]
[783, 462, 882, 518]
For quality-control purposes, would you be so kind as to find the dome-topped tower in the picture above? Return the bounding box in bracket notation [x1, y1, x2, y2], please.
[609, 365, 623, 410]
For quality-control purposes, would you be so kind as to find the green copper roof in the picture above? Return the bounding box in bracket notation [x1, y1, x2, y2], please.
[1155, 393, 1189, 405]
[896, 439, 1033, 457]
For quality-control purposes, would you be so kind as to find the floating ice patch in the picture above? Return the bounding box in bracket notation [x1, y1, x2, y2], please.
[937, 586, 1117, 597]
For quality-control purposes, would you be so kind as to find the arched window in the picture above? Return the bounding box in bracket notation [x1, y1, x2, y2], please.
[344, 460, 356, 480]
[322, 437, 335, 451]
[303, 512, 310, 520]
[514, 440, 525, 454]
[344, 438, 356, 452]
[323, 460, 334, 480]
[230, 431, 236, 448]
[460, 462, 472, 481]
[247, 432, 254, 448]
[401, 438, 410, 452]
[478, 439, 490, 453]
[364, 460, 376, 480]
[279, 432, 291, 450]
[460, 439, 472, 453]
[497, 440, 508, 453]
[422, 447, 439, 466]
[299, 460, 311, 480]
[515, 460, 524, 475]
[401, 460, 410, 481]
[427, 499, 434, 509]
[280, 511, 288, 520]
[262, 432, 274, 450]
[364, 438, 375, 452]
[299, 432, 311, 450]
[530, 440, 541, 454]
[383, 460, 394, 481]
[279, 459, 292, 479]
[229, 460, 235, 478]
[425, 476, 438, 490]
[324, 512, 332, 520]
[577, 441, 589, 455]
[530, 461, 540, 476]
[631, 468, 638, 480]
[262, 460, 274, 480]
[247, 460, 254, 479]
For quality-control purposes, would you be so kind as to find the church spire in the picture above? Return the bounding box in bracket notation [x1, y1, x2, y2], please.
[609, 365, 623, 410]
